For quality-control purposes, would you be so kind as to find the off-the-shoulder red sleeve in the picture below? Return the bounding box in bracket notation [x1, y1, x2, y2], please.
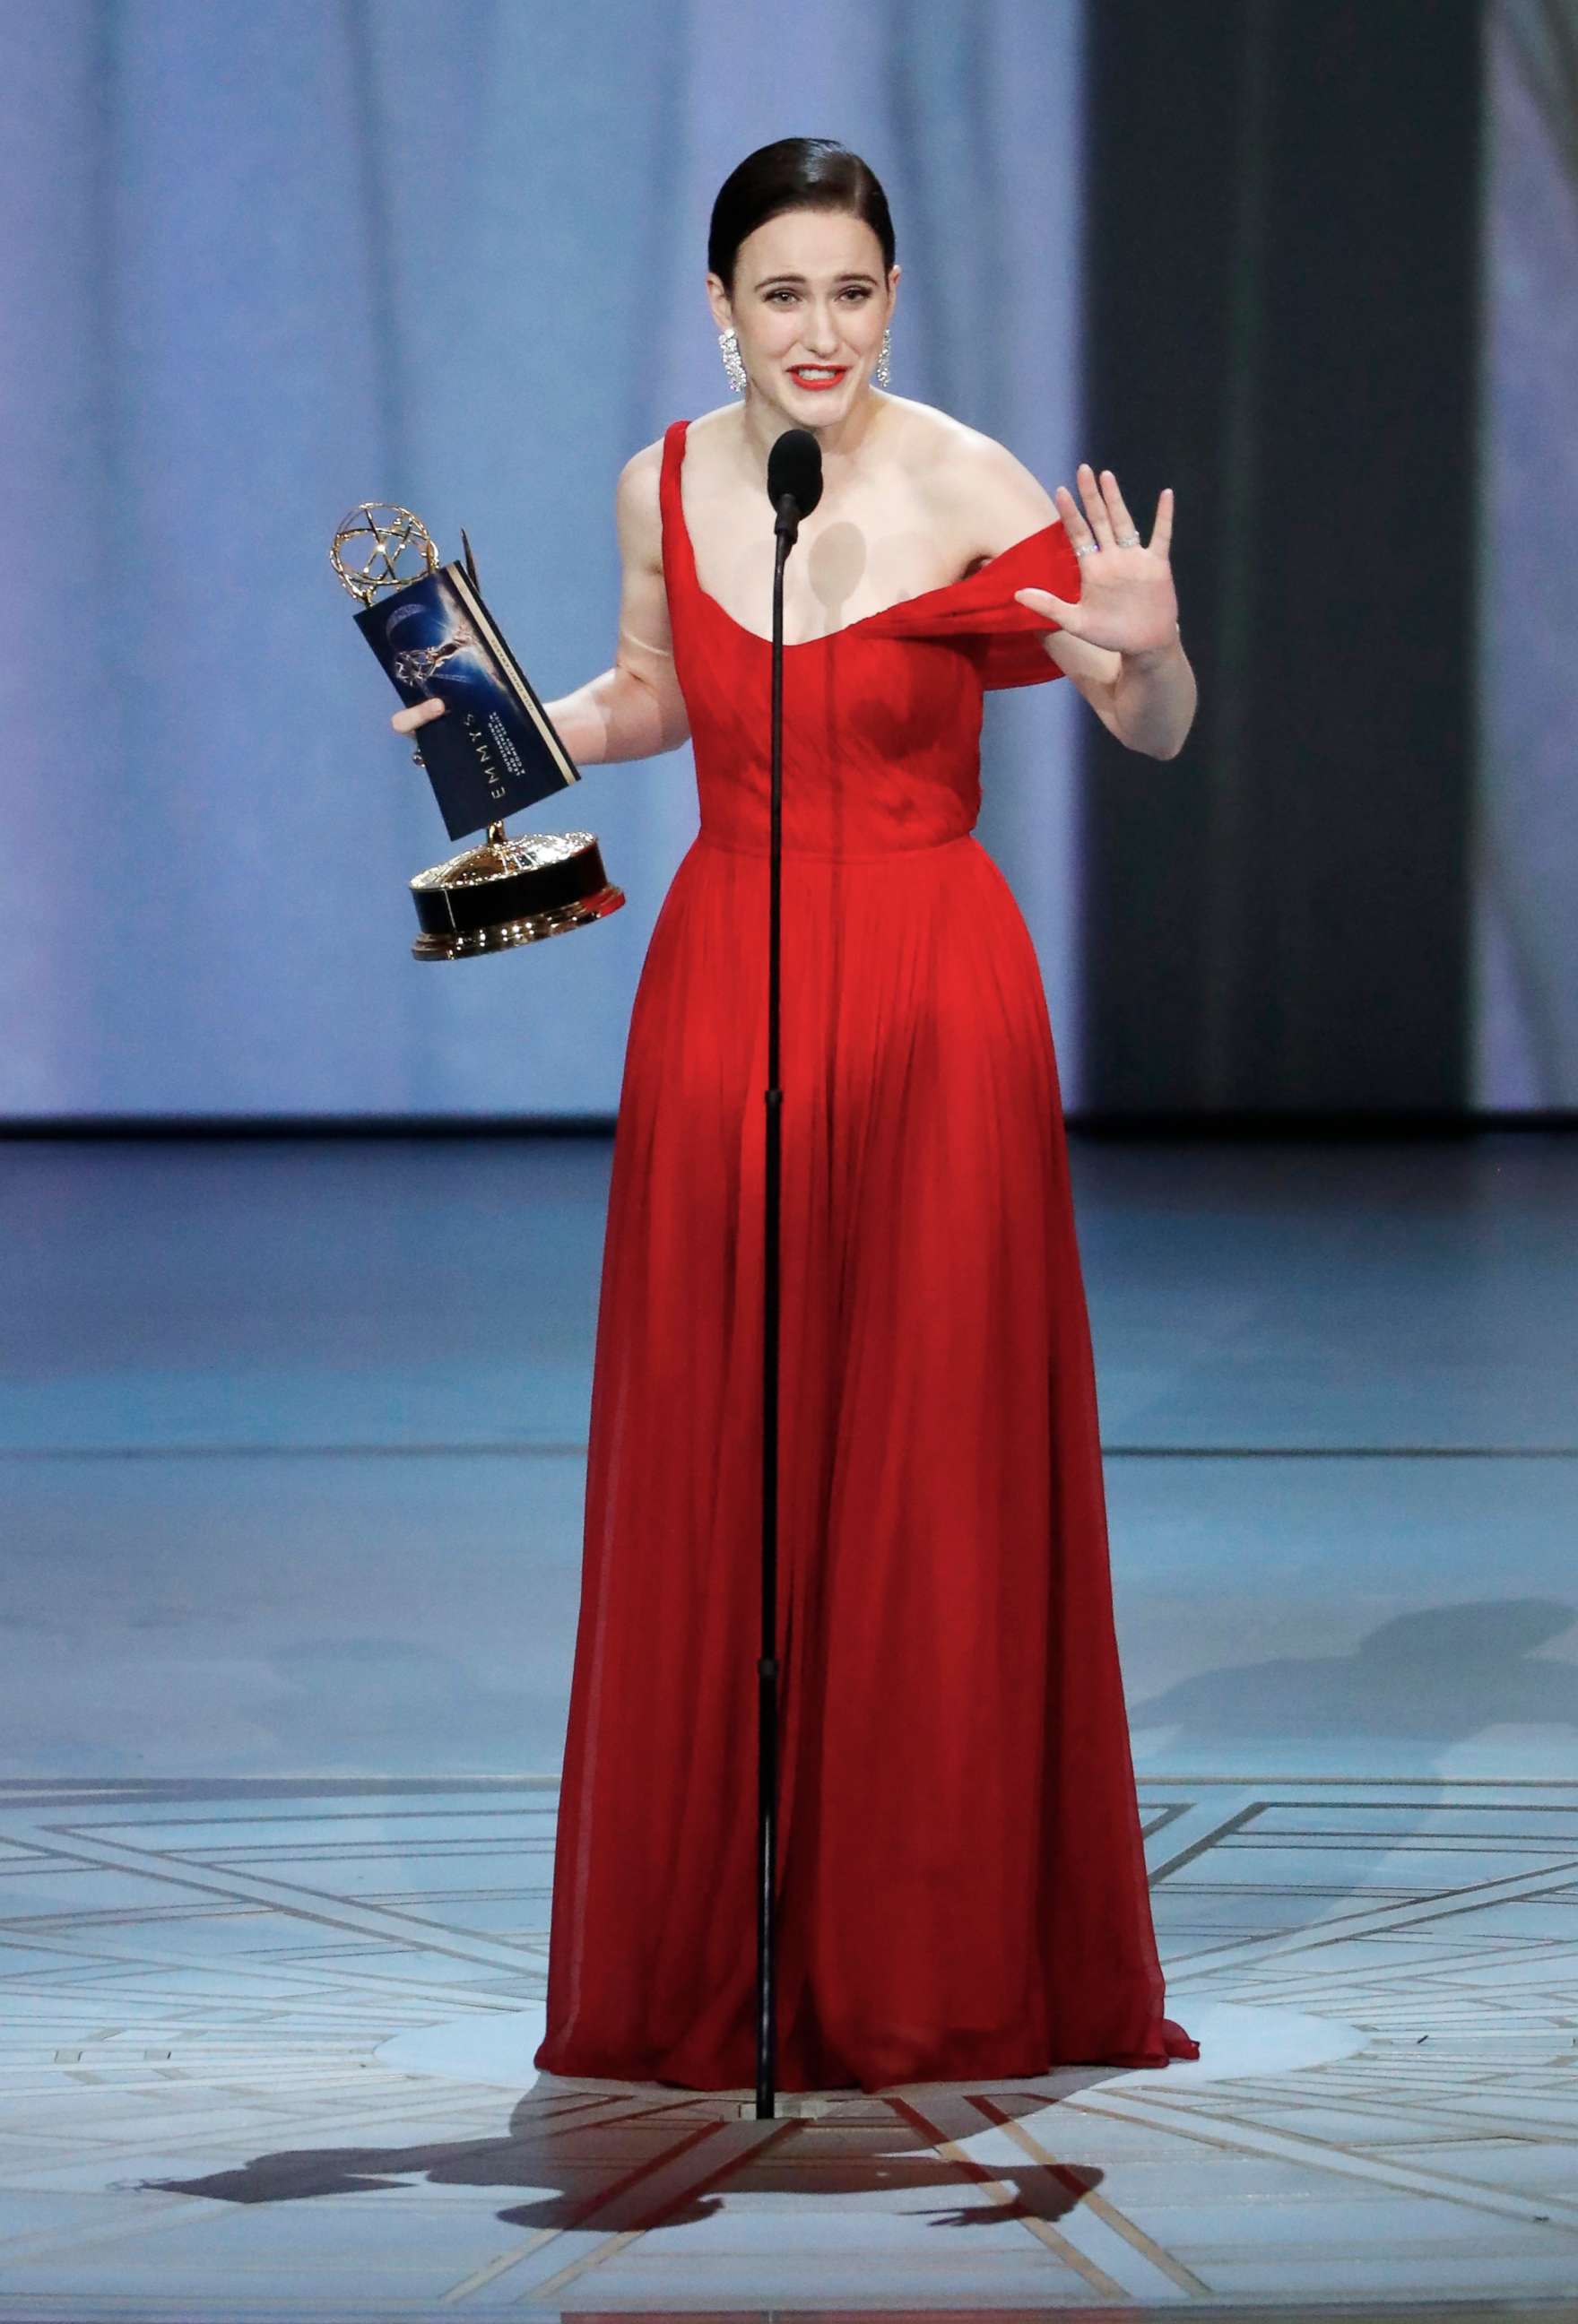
[858, 522, 1082, 691]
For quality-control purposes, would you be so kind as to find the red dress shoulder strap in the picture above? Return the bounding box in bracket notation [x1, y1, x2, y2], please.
[658, 419, 697, 605]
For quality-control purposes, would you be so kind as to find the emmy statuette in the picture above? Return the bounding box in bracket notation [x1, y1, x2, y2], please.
[330, 504, 625, 961]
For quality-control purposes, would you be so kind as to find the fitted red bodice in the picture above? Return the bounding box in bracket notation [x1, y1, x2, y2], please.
[659, 416, 1082, 857]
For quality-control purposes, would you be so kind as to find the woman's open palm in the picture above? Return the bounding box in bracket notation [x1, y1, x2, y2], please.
[1014, 462, 1176, 658]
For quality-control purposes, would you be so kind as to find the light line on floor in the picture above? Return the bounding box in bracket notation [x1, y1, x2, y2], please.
[884, 2092, 1135, 2299]
[1062, 2086, 1578, 2231]
[971, 2089, 1213, 2295]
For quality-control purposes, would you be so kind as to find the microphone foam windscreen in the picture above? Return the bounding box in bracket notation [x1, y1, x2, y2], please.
[766, 428, 824, 517]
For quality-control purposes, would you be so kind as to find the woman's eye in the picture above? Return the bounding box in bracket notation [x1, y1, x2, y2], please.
[763, 287, 870, 304]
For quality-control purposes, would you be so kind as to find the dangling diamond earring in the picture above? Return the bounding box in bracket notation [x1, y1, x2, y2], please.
[875, 325, 892, 387]
[718, 327, 746, 395]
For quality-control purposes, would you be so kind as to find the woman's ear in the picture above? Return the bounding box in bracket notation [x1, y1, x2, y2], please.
[704, 271, 733, 337]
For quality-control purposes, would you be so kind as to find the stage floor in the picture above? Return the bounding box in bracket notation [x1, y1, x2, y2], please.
[1, 1129, 1575, 2319]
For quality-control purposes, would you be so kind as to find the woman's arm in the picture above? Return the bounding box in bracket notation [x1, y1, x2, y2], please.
[542, 443, 691, 765]
[1106, 629, 1195, 762]
[942, 429, 1197, 761]
[391, 442, 690, 767]
[1043, 624, 1196, 763]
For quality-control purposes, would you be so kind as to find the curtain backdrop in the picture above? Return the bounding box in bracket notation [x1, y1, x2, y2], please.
[1077, 0, 1484, 1119]
[0, 0, 1085, 1119]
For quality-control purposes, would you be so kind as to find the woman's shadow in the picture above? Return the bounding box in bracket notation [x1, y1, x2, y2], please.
[132, 2071, 1127, 2232]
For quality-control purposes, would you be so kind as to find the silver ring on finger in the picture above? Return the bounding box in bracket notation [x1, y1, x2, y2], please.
[1073, 539, 1100, 559]
[1115, 530, 1141, 548]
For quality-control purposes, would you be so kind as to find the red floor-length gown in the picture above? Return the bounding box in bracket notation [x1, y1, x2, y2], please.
[533, 417, 1198, 2093]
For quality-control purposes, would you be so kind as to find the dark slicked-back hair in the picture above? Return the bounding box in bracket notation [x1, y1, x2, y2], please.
[708, 137, 896, 296]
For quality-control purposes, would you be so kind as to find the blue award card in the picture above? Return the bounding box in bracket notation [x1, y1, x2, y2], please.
[355, 564, 579, 841]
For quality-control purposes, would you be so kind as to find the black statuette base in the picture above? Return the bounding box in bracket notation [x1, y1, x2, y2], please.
[409, 830, 625, 961]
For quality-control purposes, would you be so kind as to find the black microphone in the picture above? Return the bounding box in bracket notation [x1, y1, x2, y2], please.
[767, 428, 824, 544]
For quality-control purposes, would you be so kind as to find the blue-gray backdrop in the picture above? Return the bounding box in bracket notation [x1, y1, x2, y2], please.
[1, 0, 1086, 1118]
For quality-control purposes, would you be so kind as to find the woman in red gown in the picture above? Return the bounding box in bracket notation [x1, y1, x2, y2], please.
[401, 139, 1199, 2094]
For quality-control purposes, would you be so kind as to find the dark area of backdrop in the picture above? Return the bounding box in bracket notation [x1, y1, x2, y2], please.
[1080, 0, 1482, 1118]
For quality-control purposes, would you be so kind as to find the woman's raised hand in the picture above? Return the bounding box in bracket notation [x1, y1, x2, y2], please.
[1014, 463, 1177, 658]
[390, 698, 447, 738]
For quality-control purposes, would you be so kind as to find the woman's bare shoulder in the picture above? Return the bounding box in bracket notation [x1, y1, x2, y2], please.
[883, 395, 1040, 480]
[885, 396, 1060, 552]
[616, 404, 738, 535]
[617, 433, 665, 499]
[614, 434, 669, 566]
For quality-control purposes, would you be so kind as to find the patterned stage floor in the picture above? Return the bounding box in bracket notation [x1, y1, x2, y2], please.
[1, 1770, 1576, 2315]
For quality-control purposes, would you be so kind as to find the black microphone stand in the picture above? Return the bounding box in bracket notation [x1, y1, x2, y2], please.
[756, 487, 802, 2121]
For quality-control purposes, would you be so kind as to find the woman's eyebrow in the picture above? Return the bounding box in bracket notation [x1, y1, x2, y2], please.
[751, 270, 880, 290]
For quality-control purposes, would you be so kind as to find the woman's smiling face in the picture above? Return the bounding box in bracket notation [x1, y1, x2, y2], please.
[707, 206, 898, 420]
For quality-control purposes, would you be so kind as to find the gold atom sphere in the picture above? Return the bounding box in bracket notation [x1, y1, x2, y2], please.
[329, 503, 440, 605]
